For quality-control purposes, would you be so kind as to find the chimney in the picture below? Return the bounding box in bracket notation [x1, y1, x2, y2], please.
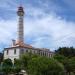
[12, 39, 16, 46]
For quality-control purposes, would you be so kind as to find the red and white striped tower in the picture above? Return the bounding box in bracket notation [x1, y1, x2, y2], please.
[17, 6, 24, 44]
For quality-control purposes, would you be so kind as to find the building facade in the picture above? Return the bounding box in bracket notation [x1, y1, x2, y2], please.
[3, 6, 53, 62]
[4, 46, 53, 62]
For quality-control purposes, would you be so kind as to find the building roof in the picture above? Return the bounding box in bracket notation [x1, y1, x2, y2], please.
[4, 43, 51, 52]
[4, 40, 51, 52]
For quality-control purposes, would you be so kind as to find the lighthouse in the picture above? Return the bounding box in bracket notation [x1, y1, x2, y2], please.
[17, 6, 24, 45]
[3, 1, 53, 62]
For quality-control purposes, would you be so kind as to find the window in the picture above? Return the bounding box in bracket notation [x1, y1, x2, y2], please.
[21, 49, 24, 54]
[14, 49, 16, 54]
[7, 50, 9, 55]
[38, 50, 40, 55]
[45, 52, 46, 56]
[26, 50, 28, 53]
[40, 52, 42, 56]
[14, 58, 16, 61]
[43, 52, 44, 56]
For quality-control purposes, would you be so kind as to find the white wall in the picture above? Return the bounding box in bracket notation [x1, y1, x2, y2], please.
[4, 48, 20, 62]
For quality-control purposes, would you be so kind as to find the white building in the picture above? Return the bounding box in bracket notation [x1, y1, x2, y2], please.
[3, 5, 53, 62]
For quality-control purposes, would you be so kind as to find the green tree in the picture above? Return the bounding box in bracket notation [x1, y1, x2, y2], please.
[64, 57, 75, 75]
[0, 53, 3, 64]
[21, 54, 64, 75]
[13, 59, 22, 74]
[21, 53, 31, 70]
[2, 58, 13, 75]
[55, 47, 75, 58]
[54, 47, 75, 75]
[53, 54, 68, 64]
[28, 57, 64, 75]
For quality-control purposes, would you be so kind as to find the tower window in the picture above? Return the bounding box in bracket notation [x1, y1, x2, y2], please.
[7, 50, 9, 55]
[14, 49, 16, 54]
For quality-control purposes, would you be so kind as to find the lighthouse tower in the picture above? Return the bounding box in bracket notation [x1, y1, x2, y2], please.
[16, 6, 24, 45]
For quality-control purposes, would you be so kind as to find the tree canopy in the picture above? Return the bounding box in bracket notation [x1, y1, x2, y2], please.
[2, 59, 13, 74]
[54, 47, 75, 75]
[21, 53, 64, 75]
[55, 47, 75, 58]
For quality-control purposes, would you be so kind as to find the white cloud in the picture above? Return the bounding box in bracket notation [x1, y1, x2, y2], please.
[0, 0, 75, 51]
[25, 8, 75, 50]
[0, 19, 17, 48]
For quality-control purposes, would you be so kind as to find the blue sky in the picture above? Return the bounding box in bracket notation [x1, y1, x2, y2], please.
[0, 0, 75, 51]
